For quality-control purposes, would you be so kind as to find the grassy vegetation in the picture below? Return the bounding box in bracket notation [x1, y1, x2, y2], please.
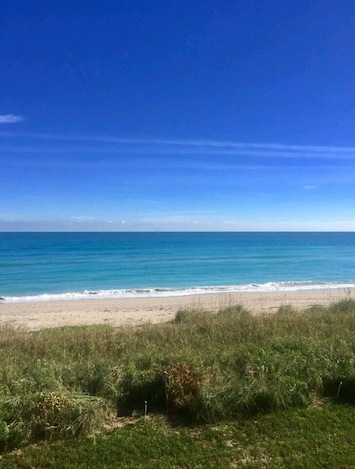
[0, 299, 354, 466]
[1, 404, 355, 468]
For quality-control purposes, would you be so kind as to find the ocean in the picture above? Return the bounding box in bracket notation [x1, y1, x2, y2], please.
[1, 232, 355, 303]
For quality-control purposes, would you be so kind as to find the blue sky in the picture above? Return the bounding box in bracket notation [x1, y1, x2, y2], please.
[1, 0, 355, 231]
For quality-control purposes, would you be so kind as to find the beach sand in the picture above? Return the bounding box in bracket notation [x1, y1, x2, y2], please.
[0, 288, 353, 331]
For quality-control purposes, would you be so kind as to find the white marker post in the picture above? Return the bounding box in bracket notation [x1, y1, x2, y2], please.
[336, 381, 343, 399]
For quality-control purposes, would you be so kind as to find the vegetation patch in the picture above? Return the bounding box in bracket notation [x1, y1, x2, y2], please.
[0, 299, 354, 463]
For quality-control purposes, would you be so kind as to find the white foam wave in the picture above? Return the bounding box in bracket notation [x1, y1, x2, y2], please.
[1, 281, 355, 304]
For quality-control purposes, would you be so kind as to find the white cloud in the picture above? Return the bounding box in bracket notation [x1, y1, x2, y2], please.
[4, 131, 355, 160]
[71, 216, 96, 223]
[1, 216, 355, 232]
[0, 114, 24, 124]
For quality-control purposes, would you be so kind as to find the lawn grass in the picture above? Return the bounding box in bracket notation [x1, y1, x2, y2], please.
[1, 404, 354, 468]
[0, 299, 354, 466]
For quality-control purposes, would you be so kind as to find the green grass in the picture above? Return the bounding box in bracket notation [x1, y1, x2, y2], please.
[0, 299, 354, 465]
[1, 404, 354, 468]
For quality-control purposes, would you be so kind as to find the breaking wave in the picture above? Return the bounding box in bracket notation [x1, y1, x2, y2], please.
[1, 281, 355, 304]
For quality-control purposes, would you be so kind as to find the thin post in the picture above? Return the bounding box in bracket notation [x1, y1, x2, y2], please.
[336, 381, 343, 399]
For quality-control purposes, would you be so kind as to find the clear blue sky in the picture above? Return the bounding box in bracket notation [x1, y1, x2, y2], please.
[2, 0, 355, 231]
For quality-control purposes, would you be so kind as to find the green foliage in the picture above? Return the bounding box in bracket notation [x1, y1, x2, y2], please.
[0, 389, 110, 451]
[0, 300, 354, 453]
[33, 390, 109, 439]
[1, 405, 355, 468]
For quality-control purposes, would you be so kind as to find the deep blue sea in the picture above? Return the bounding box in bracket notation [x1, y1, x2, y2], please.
[1, 232, 355, 303]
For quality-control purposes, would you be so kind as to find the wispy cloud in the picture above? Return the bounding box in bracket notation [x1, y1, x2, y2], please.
[2, 131, 355, 187]
[2, 130, 355, 160]
[0, 114, 24, 124]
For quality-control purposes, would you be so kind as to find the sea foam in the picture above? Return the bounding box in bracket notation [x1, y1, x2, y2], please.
[1, 281, 354, 304]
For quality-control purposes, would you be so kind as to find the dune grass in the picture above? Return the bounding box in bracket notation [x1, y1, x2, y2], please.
[0, 299, 354, 460]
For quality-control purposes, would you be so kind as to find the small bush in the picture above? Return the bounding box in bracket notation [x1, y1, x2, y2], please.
[166, 362, 203, 414]
[173, 310, 191, 323]
[328, 299, 355, 314]
[0, 390, 110, 449]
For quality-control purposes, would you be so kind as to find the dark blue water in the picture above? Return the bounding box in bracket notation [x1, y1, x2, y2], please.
[1, 232, 355, 302]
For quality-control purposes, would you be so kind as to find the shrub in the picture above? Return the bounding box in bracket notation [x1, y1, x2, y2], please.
[166, 362, 203, 414]
[33, 390, 110, 440]
[328, 298, 355, 314]
[0, 389, 110, 450]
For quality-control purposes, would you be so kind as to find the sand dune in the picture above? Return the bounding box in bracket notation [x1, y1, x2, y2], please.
[0, 288, 353, 331]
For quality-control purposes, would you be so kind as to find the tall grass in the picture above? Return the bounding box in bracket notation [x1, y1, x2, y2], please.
[0, 300, 354, 451]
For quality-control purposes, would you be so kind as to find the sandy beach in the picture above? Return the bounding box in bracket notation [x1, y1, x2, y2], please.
[0, 288, 353, 331]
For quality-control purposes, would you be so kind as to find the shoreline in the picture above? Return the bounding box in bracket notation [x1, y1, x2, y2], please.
[0, 288, 353, 331]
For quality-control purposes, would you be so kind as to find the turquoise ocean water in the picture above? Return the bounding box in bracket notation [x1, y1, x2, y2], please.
[1, 232, 355, 302]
